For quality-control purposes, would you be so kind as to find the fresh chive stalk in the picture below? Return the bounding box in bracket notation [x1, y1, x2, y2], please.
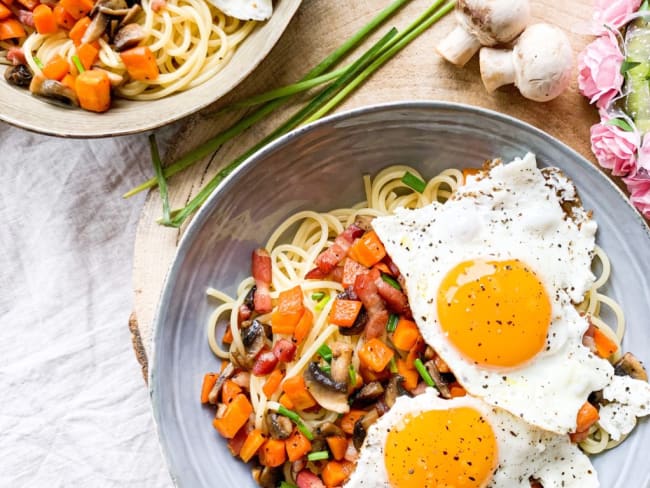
[307, 450, 330, 461]
[414, 358, 436, 387]
[311, 291, 326, 301]
[33, 56, 44, 69]
[317, 344, 333, 362]
[389, 356, 398, 374]
[296, 422, 315, 440]
[348, 365, 357, 385]
[122, 0, 411, 199]
[386, 313, 399, 333]
[277, 404, 314, 440]
[279, 482, 298, 488]
[149, 134, 171, 224]
[72, 55, 85, 74]
[163, 28, 398, 227]
[321, 364, 332, 375]
[381, 273, 401, 291]
[401, 170, 427, 193]
[315, 294, 331, 311]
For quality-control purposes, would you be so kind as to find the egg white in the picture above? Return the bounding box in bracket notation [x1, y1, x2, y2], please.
[372, 154, 613, 434]
[345, 389, 599, 487]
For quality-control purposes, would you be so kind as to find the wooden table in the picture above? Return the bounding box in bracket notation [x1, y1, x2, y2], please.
[130, 0, 600, 377]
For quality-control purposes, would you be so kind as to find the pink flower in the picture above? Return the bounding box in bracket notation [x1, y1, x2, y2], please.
[578, 31, 624, 109]
[624, 171, 650, 218]
[636, 133, 650, 172]
[590, 113, 639, 176]
[593, 0, 642, 31]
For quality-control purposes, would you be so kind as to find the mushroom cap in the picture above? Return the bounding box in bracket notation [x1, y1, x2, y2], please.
[512, 23, 574, 102]
[457, 0, 531, 46]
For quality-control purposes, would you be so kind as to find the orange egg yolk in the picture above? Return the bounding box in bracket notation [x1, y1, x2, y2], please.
[437, 259, 551, 368]
[384, 407, 498, 488]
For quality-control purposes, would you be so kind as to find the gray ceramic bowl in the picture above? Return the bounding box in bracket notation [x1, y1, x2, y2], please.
[150, 101, 650, 487]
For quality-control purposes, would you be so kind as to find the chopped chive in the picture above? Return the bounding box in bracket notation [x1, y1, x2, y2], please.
[401, 171, 426, 193]
[317, 344, 333, 363]
[315, 294, 331, 311]
[71, 55, 85, 74]
[348, 365, 357, 386]
[386, 313, 399, 333]
[149, 134, 171, 224]
[307, 450, 330, 461]
[277, 405, 300, 422]
[311, 291, 326, 301]
[33, 56, 44, 69]
[414, 358, 436, 387]
[296, 421, 314, 441]
[389, 356, 398, 374]
[279, 482, 298, 488]
[320, 364, 332, 375]
[381, 273, 401, 291]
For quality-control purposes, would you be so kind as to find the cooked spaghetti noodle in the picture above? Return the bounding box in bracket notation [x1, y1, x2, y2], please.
[206, 165, 628, 457]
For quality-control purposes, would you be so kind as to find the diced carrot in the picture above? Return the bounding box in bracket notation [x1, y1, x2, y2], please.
[285, 429, 312, 462]
[373, 261, 393, 276]
[326, 435, 348, 461]
[0, 18, 25, 40]
[348, 230, 386, 267]
[271, 285, 305, 335]
[75, 69, 111, 112]
[406, 336, 425, 366]
[358, 338, 394, 373]
[200, 373, 218, 404]
[396, 358, 419, 391]
[462, 168, 481, 183]
[391, 318, 420, 351]
[212, 393, 253, 439]
[0, 3, 11, 20]
[575, 402, 599, 434]
[227, 425, 249, 457]
[329, 299, 362, 327]
[33, 4, 57, 34]
[279, 393, 294, 410]
[322, 460, 354, 488]
[221, 379, 242, 405]
[282, 375, 316, 410]
[434, 355, 451, 374]
[341, 258, 367, 288]
[42, 55, 69, 81]
[77, 42, 98, 70]
[449, 382, 467, 398]
[258, 438, 286, 467]
[69, 16, 90, 46]
[53, 3, 75, 28]
[60, 0, 93, 19]
[239, 428, 266, 463]
[340, 410, 366, 435]
[262, 369, 284, 398]
[592, 326, 618, 359]
[293, 308, 313, 345]
[359, 364, 391, 383]
[120, 45, 159, 81]
[222, 326, 233, 345]
[61, 73, 76, 90]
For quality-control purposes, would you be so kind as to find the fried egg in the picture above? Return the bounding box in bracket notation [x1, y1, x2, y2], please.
[372, 154, 613, 434]
[345, 389, 598, 487]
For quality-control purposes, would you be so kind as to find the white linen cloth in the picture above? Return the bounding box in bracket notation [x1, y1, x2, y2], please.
[0, 123, 173, 487]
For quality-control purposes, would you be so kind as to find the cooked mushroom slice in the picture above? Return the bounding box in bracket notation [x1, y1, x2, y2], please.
[252, 466, 281, 488]
[330, 342, 353, 384]
[352, 408, 379, 449]
[384, 374, 410, 408]
[242, 319, 266, 355]
[424, 359, 450, 398]
[351, 381, 384, 406]
[207, 361, 235, 404]
[95, 68, 124, 87]
[5, 64, 32, 87]
[315, 421, 344, 438]
[614, 352, 648, 381]
[268, 412, 292, 439]
[91, 0, 128, 15]
[119, 4, 142, 26]
[29, 75, 79, 107]
[304, 362, 349, 414]
[82, 12, 110, 44]
[113, 22, 146, 51]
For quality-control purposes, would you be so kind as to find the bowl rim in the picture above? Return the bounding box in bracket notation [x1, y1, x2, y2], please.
[147, 100, 650, 485]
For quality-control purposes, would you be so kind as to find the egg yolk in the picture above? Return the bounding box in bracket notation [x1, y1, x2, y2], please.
[437, 259, 551, 368]
[384, 407, 497, 487]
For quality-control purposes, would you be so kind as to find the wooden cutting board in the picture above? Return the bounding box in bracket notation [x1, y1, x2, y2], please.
[130, 0, 601, 378]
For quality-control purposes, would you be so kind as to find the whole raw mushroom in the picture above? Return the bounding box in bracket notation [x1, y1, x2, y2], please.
[436, 0, 531, 67]
[479, 23, 574, 102]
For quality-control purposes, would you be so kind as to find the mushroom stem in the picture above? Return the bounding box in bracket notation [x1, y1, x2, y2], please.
[435, 24, 481, 67]
[479, 47, 516, 92]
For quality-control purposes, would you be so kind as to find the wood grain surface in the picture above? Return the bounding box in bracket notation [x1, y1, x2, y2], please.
[132, 0, 601, 369]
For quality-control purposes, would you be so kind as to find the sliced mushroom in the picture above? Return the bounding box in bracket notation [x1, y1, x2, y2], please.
[424, 359, 450, 398]
[113, 23, 146, 51]
[252, 466, 281, 488]
[95, 67, 124, 87]
[82, 11, 109, 44]
[207, 361, 235, 404]
[119, 4, 141, 26]
[268, 412, 292, 440]
[352, 408, 379, 450]
[614, 352, 648, 381]
[91, 0, 128, 15]
[29, 74, 78, 107]
[5, 64, 33, 87]
[330, 342, 353, 384]
[230, 370, 251, 390]
[351, 381, 384, 407]
[242, 319, 266, 355]
[315, 421, 344, 438]
[304, 362, 349, 414]
[384, 375, 410, 408]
